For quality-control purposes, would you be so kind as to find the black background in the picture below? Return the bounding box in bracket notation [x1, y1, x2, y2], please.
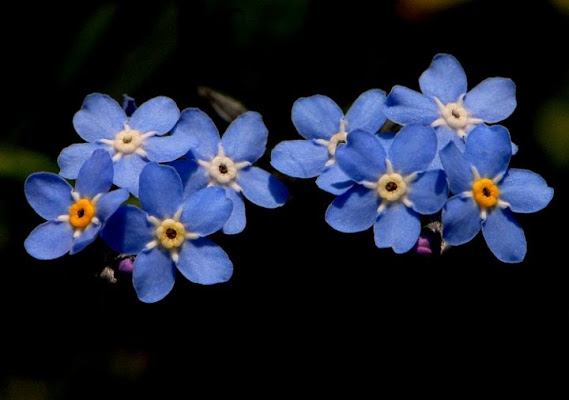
[1, 0, 568, 397]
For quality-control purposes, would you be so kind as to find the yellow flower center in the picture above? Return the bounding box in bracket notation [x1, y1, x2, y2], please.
[155, 218, 186, 249]
[114, 128, 144, 154]
[327, 131, 348, 157]
[472, 178, 500, 208]
[377, 173, 407, 202]
[69, 198, 96, 229]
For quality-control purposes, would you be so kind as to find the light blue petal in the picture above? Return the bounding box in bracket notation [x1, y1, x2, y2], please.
[315, 163, 354, 195]
[408, 170, 449, 215]
[389, 124, 437, 175]
[171, 108, 220, 161]
[171, 158, 210, 198]
[72, 93, 126, 142]
[373, 205, 421, 254]
[145, 130, 198, 163]
[482, 207, 526, 263]
[383, 85, 439, 125]
[270, 140, 329, 178]
[442, 195, 481, 246]
[128, 96, 180, 135]
[376, 132, 396, 153]
[25, 172, 73, 220]
[75, 149, 113, 197]
[57, 142, 107, 180]
[100, 205, 153, 255]
[344, 89, 387, 133]
[439, 141, 473, 194]
[464, 77, 516, 123]
[24, 221, 74, 260]
[222, 189, 246, 234]
[419, 53, 467, 104]
[133, 248, 176, 303]
[96, 189, 129, 222]
[291, 95, 344, 140]
[238, 166, 289, 208]
[498, 169, 554, 213]
[177, 237, 233, 285]
[221, 111, 268, 163]
[464, 124, 512, 178]
[70, 224, 100, 255]
[325, 185, 378, 233]
[139, 163, 183, 218]
[428, 126, 465, 170]
[335, 130, 386, 183]
[113, 154, 148, 197]
[180, 186, 233, 236]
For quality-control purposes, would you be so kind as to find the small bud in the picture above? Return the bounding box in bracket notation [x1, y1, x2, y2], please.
[118, 257, 135, 274]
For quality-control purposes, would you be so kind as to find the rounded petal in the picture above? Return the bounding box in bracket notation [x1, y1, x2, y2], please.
[408, 170, 449, 214]
[70, 224, 100, 255]
[482, 208, 526, 263]
[171, 108, 220, 160]
[419, 53, 467, 104]
[464, 77, 516, 123]
[325, 185, 379, 233]
[291, 95, 344, 140]
[128, 96, 180, 135]
[75, 149, 114, 197]
[221, 111, 268, 163]
[133, 248, 176, 303]
[389, 124, 437, 175]
[315, 163, 354, 195]
[100, 205, 153, 255]
[498, 169, 554, 213]
[442, 195, 481, 246]
[222, 189, 246, 234]
[24, 221, 74, 260]
[439, 140, 472, 194]
[428, 126, 465, 170]
[383, 85, 439, 125]
[177, 237, 233, 285]
[376, 132, 396, 153]
[57, 142, 107, 180]
[335, 130, 386, 183]
[180, 186, 233, 236]
[344, 89, 387, 133]
[373, 205, 421, 254]
[139, 163, 183, 219]
[270, 140, 329, 178]
[96, 188, 129, 222]
[464, 124, 512, 178]
[113, 154, 147, 197]
[25, 172, 73, 220]
[72, 93, 126, 142]
[170, 158, 209, 198]
[144, 130, 198, 163]
[238, 166, 289, 208]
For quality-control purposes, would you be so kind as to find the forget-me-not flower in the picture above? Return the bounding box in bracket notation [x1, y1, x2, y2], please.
[170, 108, 289, 235]
[270, 89, 387, 195]
[439, 124, 553, 263]
[101, 162, 234, 303]
[24, 149, 129, 260]
[326, 124, 449, 253]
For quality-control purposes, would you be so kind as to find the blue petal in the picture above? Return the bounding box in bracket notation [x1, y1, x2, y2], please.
[373, 205, 421, 254]
[100, 205, 153, 255]
[70, 224, 100, 255]
[270, 140, 329, 178]
[238, 166, 289, 208]
[442, 195, 481, 246]
[315, 163, 354, 195]
[75, 149, 113, 197]
[24, 221, 73, 260]
[121, 94, 137, 116]
[177, 237, 233, 285]
[482, 207, 526, 263]
[498, 169, 554, 213]
[96, 189, 129, 222]
[376, 132, 396, 153]
[144, 130, 198, 163]
[335, 130, 386, 183]
[73, 93, 126, 142]
[133, 248, 176, 303]
[139, 163, 183, 218]
[325, 185, 378, 233]
[464, 77, 516, 123]
[291, 95, 344, 140]
[172, 108, 220, 161]
[419, 53, 467, 104]
[221, 111, 268, 163]
[439, 141, 474, 194]
[113, 154, 147, 196]
[408, 170, 449, 214]
[171, 158, 209, 198]
[222, 189, 246, 234]
[57, 142, 107, 180]
[180, 186, 233, 236]
[389, 124, 437, 175]
[128, 96, 180, 135]
[25, 173, 73, 220]
[383, 85, 438, 125]
[464, 124, 512, 178]
[344, 89, 387, 133]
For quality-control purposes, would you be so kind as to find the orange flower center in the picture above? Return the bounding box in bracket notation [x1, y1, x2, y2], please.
[69, 198, 96, 229]
[472, 178, 499, 208]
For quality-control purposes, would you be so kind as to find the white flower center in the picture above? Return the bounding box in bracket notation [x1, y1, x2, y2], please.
[431, 95, 484, 139]
[362, 160, 417, 214]
[198, 144, 251, 192]
[99, 124, 157, 162]
[315, 117, 349, 167]
[145, 210, 199, 263]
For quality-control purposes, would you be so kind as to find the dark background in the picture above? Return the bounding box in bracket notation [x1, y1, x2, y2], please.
[1, 0, 568, 397]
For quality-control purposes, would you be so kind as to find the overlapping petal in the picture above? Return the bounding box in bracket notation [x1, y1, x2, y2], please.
[408, 170, 448, 214]
[335, 130, 386, 183]
[291, 95, 344, 140]
[383, 86, 438, 125]
[113, 154, 148, 196]
[439, 141, 474, 194]
[315, 163, 354, 195]
[373, 205, 420, 254]
[75, 149, 113, 197]
[57, 142, 106, 179]
[172, 108, 220, 160]
[101, 205, 153, 254]
[138, 163, 183, 219]
[144, 131, 197, 163]
[388, 124, 437, 175]
[344, 89, 387, 133]
[180, 187, 232, 236]
[270, 140, 329, 178]
[325, 185, 378, 233]
[442, 195, 481, 246]
[464, 124, 512, 178]
[96, 189, 130, 222]
[238, 166, 289, 208]
[222, 189, 246, 234]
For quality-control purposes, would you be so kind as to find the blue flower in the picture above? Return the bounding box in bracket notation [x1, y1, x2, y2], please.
[101, 162, 234, 303]
[24, 149, 129, 260]
[325, 124, 449, 253]
[170, 109, 289, 235]
[439, 124, 553, 263]
[270, 89, 388, 195]
[57, 93, 194, 196]
[383, 53, 517, 167]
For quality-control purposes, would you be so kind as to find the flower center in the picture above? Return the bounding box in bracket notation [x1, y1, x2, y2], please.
[327, 132, 348, 157]
[472, 178, 500, 208]
[208, 155, 237, 184]
[114, 128, 144, 154]
[155, 218, 186, 249]
[440, 102, 469, 130]
[69, 198, 96, 229]
[377, 173, 407, 202]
